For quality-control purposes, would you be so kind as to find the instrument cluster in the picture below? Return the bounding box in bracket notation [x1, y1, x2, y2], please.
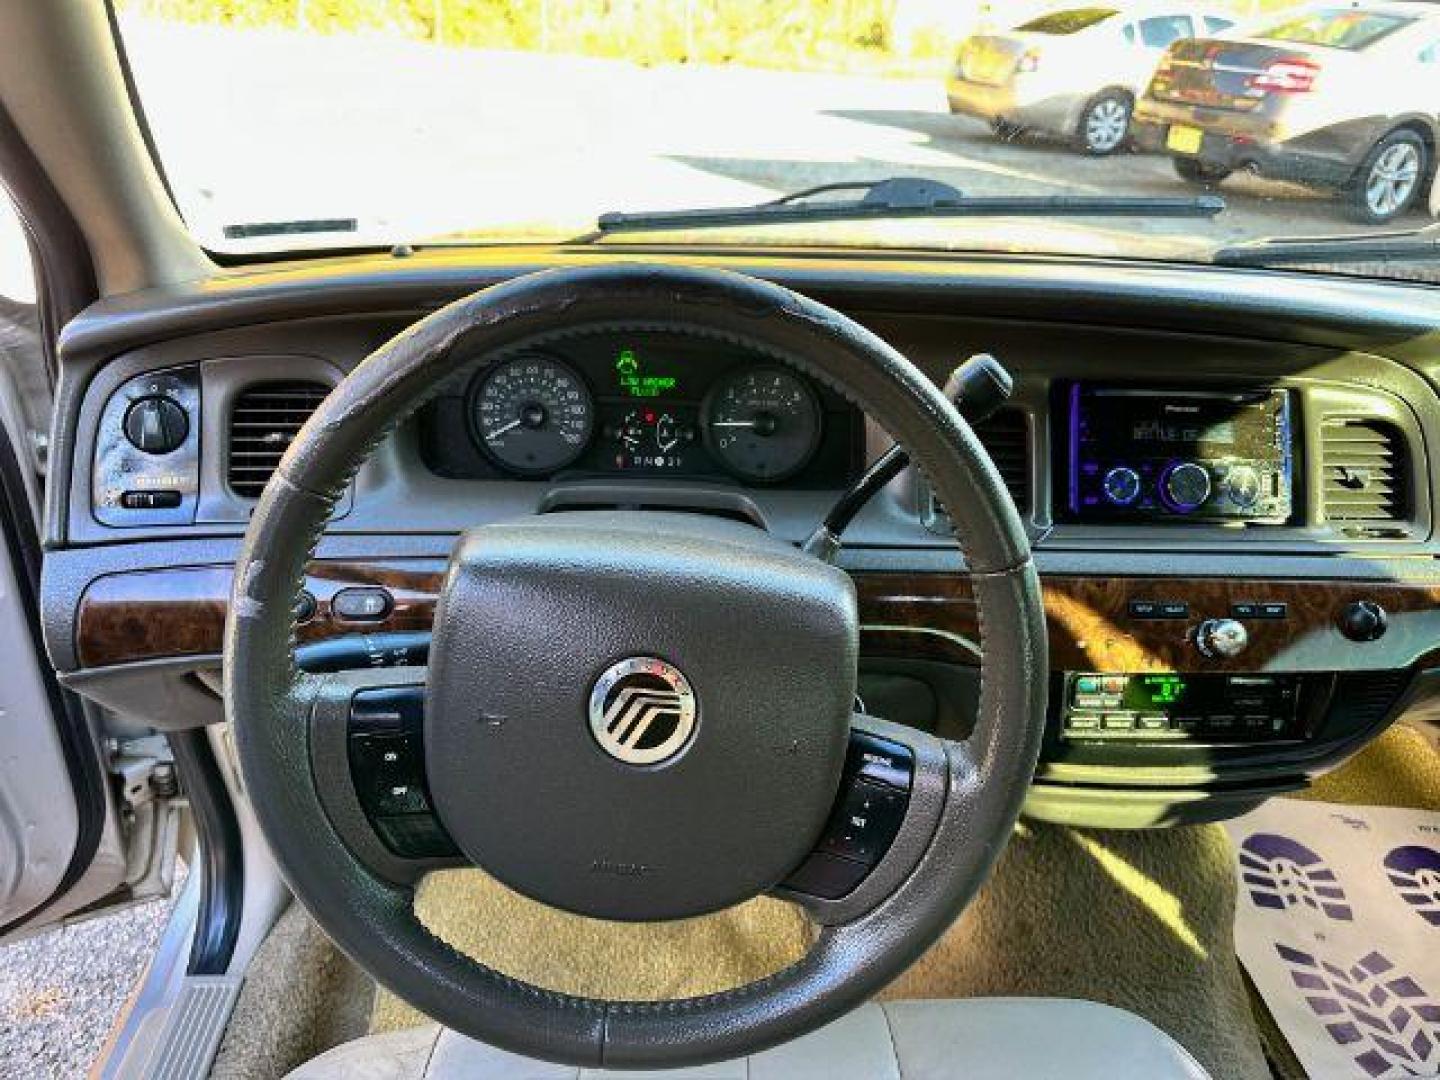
[419, 333, 860, 487]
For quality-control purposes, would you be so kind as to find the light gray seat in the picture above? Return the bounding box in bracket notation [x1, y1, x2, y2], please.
[289, 998, 1210, 1079]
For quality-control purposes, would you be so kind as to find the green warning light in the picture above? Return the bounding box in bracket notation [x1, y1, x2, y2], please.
[616, 347, 677, 399]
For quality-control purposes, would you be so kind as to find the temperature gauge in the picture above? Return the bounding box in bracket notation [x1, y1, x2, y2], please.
[702, 366, 822, 483]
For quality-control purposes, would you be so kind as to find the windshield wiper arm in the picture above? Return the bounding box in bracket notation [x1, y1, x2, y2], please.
[1213, 223, 1440, 267]
[584, 177, 1224, 238]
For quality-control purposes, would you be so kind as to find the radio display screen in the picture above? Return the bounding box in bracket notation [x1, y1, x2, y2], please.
[1065, 383, 1294, 523]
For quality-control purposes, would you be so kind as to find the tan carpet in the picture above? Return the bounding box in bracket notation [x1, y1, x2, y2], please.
[211, 901, 373, 1080]
[1298, 720, 1440, 812]
[370, 874, 813, 1033]
[369, 824, 1265, 1078]
[883, 822, 1269, 1080]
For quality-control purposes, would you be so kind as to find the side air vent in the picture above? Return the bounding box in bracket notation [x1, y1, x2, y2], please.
[924, 408, 1030, 532]
[1320, 418, 1410, 526]
[227, 382, 329, 498]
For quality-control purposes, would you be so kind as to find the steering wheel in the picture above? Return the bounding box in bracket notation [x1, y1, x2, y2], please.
[225, 265, 1047, 1069]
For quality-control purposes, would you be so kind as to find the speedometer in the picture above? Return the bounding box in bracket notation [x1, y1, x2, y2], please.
[703, 366, 822, 483]
[470, 355, 594, 476]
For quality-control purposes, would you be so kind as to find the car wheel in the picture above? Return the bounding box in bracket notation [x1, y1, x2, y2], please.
[1077, 92, 1130, 155]
[1173, 157, 1232, 188]
[1348, 130, 1428, 225]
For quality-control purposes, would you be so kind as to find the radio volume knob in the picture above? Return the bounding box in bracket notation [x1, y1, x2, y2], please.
[1196, 618, 1248, 659]
[1102, 465, 1142, 507]
[1161, 461, 1212, 513]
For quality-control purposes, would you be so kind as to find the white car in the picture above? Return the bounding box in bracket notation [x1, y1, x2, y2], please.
[947, 4, 1239, 154]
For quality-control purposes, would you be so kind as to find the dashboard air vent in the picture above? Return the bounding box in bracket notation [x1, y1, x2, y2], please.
[925, 408, 1030, 533]
[227, 381, 329, 498]
[973, 408, 1031, 512]
[1320, 419, 1409, 526]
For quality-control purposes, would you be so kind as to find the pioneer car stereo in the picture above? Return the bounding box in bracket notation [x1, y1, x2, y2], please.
[1064, 383, 1294, 523]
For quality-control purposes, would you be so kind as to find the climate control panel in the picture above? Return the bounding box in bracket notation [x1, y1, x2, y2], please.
[1061, 672, 1303, 743]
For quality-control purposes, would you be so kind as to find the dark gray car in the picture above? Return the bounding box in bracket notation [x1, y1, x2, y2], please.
[1133, 3, 1440, 223]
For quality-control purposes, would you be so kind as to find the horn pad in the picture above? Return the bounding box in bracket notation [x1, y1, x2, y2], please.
[424, 512, 857, 921]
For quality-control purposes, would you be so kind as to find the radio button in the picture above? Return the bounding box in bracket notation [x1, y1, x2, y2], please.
[1160, 461, 1212, 513]
[1225, 465, 1262, 508]
[1102, 466, 1142, 507]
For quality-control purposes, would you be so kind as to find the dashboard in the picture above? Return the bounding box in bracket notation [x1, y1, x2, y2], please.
[43, 248, 1440, 831]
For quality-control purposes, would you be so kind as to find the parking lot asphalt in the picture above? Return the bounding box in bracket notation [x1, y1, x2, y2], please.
[121, 18, 1425, 257]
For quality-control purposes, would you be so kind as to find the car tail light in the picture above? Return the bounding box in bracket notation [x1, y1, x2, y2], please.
[1248, 58, 1320, 93]
[1016, 48, 1041, 73]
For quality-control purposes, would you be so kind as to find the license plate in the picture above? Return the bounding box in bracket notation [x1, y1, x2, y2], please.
[1166, 125, 1204, 154]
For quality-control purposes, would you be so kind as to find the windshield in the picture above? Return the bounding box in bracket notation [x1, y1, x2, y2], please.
[1256, 8, 1413, 50]
[116, 2, 1439, 283]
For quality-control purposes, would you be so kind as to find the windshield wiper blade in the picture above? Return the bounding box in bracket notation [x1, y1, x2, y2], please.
[585, 177, 1224, 238]
[1212, 223, 1440, 267]
[222, 217, 359, 241]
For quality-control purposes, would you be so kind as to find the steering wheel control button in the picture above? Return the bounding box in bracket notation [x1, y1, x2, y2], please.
[588, 657, 697, 767]
[331, 587, 393, 622]
[846, 732, 914, 791]
[123, 395, 189, 454]
[1195, 617, 1249, 659]
[1339, 600, 1388, 642]
[818, 780, 907, 863]
[347, 687, 458, 859]
[782, 852, 870, 901]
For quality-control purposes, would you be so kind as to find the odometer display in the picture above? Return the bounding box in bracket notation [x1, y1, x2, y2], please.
[703, 366, 822, 483]
[471, 355, 594, 475]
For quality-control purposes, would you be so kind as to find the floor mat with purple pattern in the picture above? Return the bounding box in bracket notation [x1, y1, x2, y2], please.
[1226, 801, 1440, 1079]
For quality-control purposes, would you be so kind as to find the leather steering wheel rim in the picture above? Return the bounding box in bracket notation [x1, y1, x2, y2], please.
[225, 264, 1047, 1069]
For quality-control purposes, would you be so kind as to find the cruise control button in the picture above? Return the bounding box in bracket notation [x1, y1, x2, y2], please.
[818, 780, 907, 864]
[782, 852, 869, 900]
[374, 780, 430, 816]
[373, 815, 459, 859]
[846, 733, 913, 791]
[332, 587, 393, 621]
